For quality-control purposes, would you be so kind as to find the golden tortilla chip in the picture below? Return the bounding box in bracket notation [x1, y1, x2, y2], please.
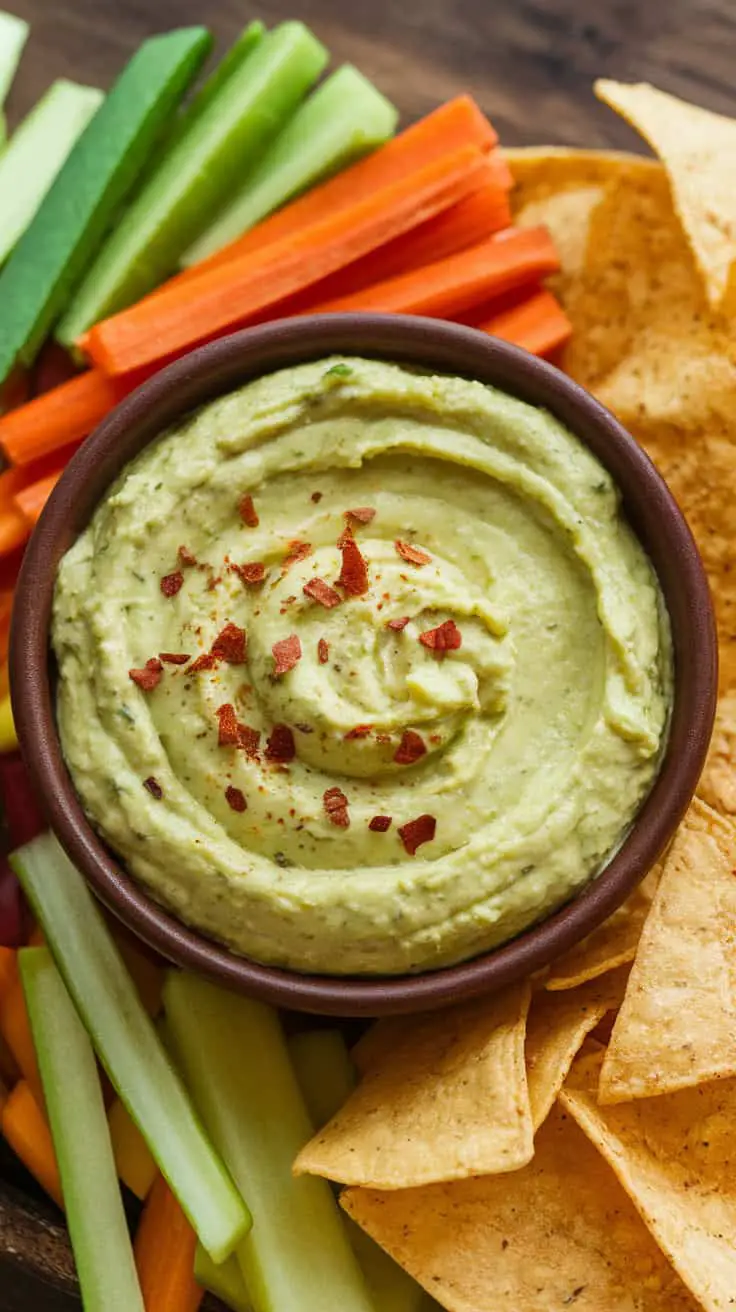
[294, 982, 532, 1189]
[562, 1047, 736, 1312]
[342, 1100, 697, 1312]
[545, 877, 655, 990]
[526, 966, 629, 1129]
[699, 692, 736, 817]
[599, 800, 736, 1103]
[596, 79, 736, 306]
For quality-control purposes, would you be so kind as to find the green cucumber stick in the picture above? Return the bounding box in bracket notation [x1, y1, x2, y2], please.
[11, 833, 250, 1263]
[167, 19, 266, 150]
[20, 947, 144, 1312]
[183, 65, 398, 266]
[56, 22, 328, 344]
[195, 1245, 251, 1312]
[0, 10, 28, 111]
[0, 25, 212, 385]
[0, 80, 103, 267]
[164, 973, 374, 1312]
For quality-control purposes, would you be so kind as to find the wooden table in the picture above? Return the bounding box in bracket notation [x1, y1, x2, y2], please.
[2, 0, 735, 1306]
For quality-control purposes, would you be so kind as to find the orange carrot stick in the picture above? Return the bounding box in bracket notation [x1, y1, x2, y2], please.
[0, 970, 43, 1105]
[14, 470, 63, 527]
[306, 225, 560, 321]
[0, 370, 118, 467]
[134, 1173, 203, 1312]
[477, 288, 572, 356]
[0, 1079, 63, 1207]
[0, 946, 17, 999]
[0, 507, 29, 558]
[86, 146, 493, 377]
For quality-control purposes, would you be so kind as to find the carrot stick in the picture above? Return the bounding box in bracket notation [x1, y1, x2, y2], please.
[477, 287, 572, 356]
[0, 1078, 63, 1207]
[306, 225, 560, 321]
[14, 470, 63, 526]
[0, 506, 29, 557]
[0, 969, 43, 1104]
[0, 946, 17, 999]
[86, 146, 493, 377]
[0, 369, 118, 467]
[134, 1173, 203, 1312]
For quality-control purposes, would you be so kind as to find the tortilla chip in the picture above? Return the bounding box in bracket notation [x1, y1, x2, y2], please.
[526, 966, 629, 1129]
[596, 80, 736, 305]
[342, 1100, 697, 1312]
[699, 691, 736, 817]
[598, 800, 736, 1103]
[294, 982, 532, 1189]
[562, 1047, 736, 1312]
[545, 876, 656, 990]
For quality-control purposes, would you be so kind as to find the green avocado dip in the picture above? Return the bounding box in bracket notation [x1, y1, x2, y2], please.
[52, 357, 672, 976]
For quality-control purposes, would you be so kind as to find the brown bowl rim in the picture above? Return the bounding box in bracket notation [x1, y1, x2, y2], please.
[10, 314, 718, 1016]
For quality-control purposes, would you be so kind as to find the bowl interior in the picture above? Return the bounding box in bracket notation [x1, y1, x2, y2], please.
[10, 314, 718, 1015]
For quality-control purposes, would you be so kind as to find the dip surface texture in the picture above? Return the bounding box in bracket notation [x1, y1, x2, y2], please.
[52, 357, 671, 975]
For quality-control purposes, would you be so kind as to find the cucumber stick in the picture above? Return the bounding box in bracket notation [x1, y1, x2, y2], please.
[195, 1245, 251, 1312]
[20, 947, 144, 1312]
[0, 80, 103, 267]
[164, 973, 374, 1312]
[0, 10, 28, 140]
[167, 19, 266, 152]
[183, 65, 398, 266]
[10, 833, 250, 1263]
[56, 22, 327, 344]
[0, 25, 212, 385]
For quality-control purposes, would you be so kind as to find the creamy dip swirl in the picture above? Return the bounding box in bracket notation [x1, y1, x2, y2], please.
[53, 357, 671, 975]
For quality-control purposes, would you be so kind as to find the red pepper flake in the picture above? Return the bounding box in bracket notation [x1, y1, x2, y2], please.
[238, 724, 260, 757]
[419, 619, 462, 655]
[160, 570, 184, 597]
[394, 729, 427, 765]
[178, 545, 197, 567]
[399, 814, 437, 855]
[232, 561, 266, 586]
[395, 539, 431, 566]
[216, 703, 240, 746]
[272, 634, 302, 677]
[345, 507, 376, 525]
[323, 786, 350, 828]
[317, 638, 329, 664]
[129, 658, 163, 691]
[345, 724, 373, 739]
[159, 652, 191, 665]
[282, 539, 312, 571]
[311, 491, 323, 503]
[188, 652, 217, 673]
[338, 534, 369, 596]
[303, 577, 341, 609]
[225, 785, 247, 813]
[386, 616, 410, 632]
[212, 622, 247, 665]
[265, 724, 296, 763]
[369, 815, 392, 832]
[239, 494, 259, 527]
[143, 776, 163, 799]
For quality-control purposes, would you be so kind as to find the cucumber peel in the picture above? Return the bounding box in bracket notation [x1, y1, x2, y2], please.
[182, 64, 398, 266]
[56, 21, 327, 344]
[11, 833, 251, 1263]
[20, 947, 145, 1312]
[0, 24, 212, 385]
[0, 79, 103, 267]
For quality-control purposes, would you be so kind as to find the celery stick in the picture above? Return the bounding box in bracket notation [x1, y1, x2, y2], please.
[195, 1244, 251, 1312]
[0, 11, 28, 110]
[0, 80, 103, 268]
[11, 833, 250, 1262]
[164, 972, 374, 1312]
[183, 64, 398, 267]
[56, 22, 327, 344]
[20, 947, 144, 1312]
[0, 25, 212, 386]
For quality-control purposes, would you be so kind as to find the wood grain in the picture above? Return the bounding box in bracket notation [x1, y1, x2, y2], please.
[3, 0, 736, 1305]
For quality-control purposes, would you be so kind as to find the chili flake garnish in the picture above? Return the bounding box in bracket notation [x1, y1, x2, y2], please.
[317, 638, 329, 664]
[160, 570, 184, 597]
[272, 634, 302, 677]
[419, 619, 462, 654]
[159, 652, 191, 664]
[323, 786, 350, 828]
[282, 539, 312, 571]
[188, 652, 218, 673]
[386, 616, 410, 632]
[239, 494, 259, 527]
[394, 729, 427, 765]
[338, 534, 369, 596]
[143, 776, 163, 799]
[216, 703, 240, 746]
[238, 724, 260, 757]
[225, 785, 247, 813]
[129, 658, 163, 691]
[232, 561, 266, 586]
[178, 545, 197, 567]
[311, 491, 323, 503]
[265, 724, 296, 763]
[369, 815, 392, 832]
[211, 622, 247, 665]
[399, 814, 437, 855]
[345, 724, 372, 739]
[303, 577, 341, 608]
[345, 507, 376, 525]
[395, 539, 431, 566]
